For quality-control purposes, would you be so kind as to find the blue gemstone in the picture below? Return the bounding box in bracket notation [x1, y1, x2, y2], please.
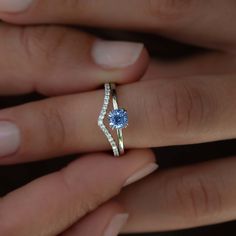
[108, 109, 128, 129]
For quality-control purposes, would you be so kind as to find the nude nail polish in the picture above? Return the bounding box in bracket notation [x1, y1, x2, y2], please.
[103, 213, 129, 236]
[0, 0, 33, 12]
[0, 121, 20, 157]
[92, 40, 143, 69]
[124, 163, 158, 187]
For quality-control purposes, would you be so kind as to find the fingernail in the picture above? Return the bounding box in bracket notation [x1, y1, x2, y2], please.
[0, 0, 32, 13]
[124, 163, 158, 187]
[92, 40, 143, 69]
[103, 213, 129, 236]
[0, 121, 20, 157]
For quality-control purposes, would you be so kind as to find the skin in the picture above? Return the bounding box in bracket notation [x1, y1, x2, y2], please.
[0, 150, 156, 236]
[0, 0, 236, 234]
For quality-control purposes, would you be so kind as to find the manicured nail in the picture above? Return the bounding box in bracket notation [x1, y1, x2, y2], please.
[0, 121, 20, 157]
[124, 163, 158, 187]
[0, 0, 32, 13]
[103, 213, 129, 236]
[92, 40, 143, 69]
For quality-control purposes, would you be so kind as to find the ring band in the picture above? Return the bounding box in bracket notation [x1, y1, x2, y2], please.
[98, 83, 128, 157]
[110, 83, 125, 155]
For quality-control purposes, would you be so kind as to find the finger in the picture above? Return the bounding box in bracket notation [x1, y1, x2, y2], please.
[143, 52, 236, 80]
[62, 202, 128, 236]
[0, 23, 148, 96]
[0, 0, 235, 50]
[0, 75, 235, 163]
[117, 156, 236, 232]
[0, 149, 157, 236]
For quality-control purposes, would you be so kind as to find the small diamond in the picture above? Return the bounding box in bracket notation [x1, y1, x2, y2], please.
[98, 120, 103, 126]
[108, 109, 128, 129]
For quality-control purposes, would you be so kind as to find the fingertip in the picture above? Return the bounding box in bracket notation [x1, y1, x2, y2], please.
[124, 149, 156, 164]
[98, 201, 128, 219]
[121, 149, 158, 187]
[0, 22, 149, 96]
[62, 201, 128, 236]
[93, 41, 149, 85]
[0, 0, 32, 13]
[92, 40, 144, 68]
[120, 46, 150, 84]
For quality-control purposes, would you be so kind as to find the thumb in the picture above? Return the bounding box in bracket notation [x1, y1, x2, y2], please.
[0, 149, 157, 236]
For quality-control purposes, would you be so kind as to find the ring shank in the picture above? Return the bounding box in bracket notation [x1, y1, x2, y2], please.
[110, 83, 125, 156]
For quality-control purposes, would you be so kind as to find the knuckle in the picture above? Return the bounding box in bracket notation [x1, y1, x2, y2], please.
[19, 26, 71, 64]
[174, 170, 223, 220]
[146, 0, 196, 24]
[150, 81, 211, 136]
[142, 80, 215, 145]
[171, 84, 202, 132]
[40, 103, 67, 149]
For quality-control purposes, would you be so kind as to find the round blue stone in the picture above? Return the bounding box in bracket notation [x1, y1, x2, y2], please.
[108, 109, 128, 129]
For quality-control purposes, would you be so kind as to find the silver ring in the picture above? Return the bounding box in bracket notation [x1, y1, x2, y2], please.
[98, 83, 128, 157]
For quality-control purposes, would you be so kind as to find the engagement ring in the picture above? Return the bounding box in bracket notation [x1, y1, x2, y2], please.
[98, 83, 128, 157]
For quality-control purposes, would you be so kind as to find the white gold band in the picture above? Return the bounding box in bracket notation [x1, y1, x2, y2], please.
[98, 83, 127, 157]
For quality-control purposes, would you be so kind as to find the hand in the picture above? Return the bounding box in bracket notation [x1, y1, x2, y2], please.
[0, 0, 234, 52]
[0, 22, 149, 162]
[0, 22, 158, 236]
[0, 150, 157, 236]
[1, 0, 236, 234]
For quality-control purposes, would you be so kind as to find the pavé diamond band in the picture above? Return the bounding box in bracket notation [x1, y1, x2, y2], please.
[98, 83, 128, 157]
